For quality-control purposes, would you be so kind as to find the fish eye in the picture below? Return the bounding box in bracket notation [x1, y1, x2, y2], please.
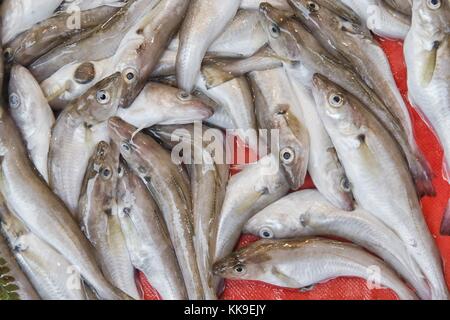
[123, 68, 138, 84]
[259, 227, 274, 239]
[96, 90, 110, 104]
[101, 166, 112, 180]
[427, 0, 441, 9]
[280, 147, 295, 164]
[177, 91, 191, 101]
[121, 142, 132, 153]
[307, 1, 320, 12]
[9, 93, 20, 109]
[3, 48, 13, 62]
[340, 177, 351, 192]
[234, 264, 246, 275]
[269, 23, 281, 38]
[328, 93, 344, 108]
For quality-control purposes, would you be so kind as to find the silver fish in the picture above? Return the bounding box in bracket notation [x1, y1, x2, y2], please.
[58, 0, 126, 11]
[213, 154, 290, 264]
[312, 74, 448, 300]
[149, 124, 230, 299]
[8, 64, 55, 183]
[108, 117, 204, 300]
[214, 238, 418, 300]
[48, 73, 125, 215]
[78, 141, 140, 299]
[0, 206, 88, 300]
[261, 3, 433, 198]
[249, 68, 310, 190]
[240, 0, 292, 10]
[0, 106, 129, 300]
[244, 189, 430, 299]
[176, 0, 241, 92]
[116, 82, 213, 129]
[1, 0, 64, 44]
[286, 73, 353, 210]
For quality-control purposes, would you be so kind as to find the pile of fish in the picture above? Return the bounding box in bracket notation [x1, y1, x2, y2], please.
[0, 0, 448, 300]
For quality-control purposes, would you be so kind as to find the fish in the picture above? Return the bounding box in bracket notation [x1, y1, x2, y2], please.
[404, 0, 450, 182]
[8, 64, 55, 183]
[78, 141, 140, 299]
[176, 0, 241, 93]
[213, 154, 290, 264]
[1, 0, 64, 45]
[240, 0, 292, 10]
[4, 6, 120, 66]
[116, 82, 214, 129]
[201, 45, 285, 88]
[29, 0, 158, 82]
[0, 204, 89, 300]
[117, 163, 187, 300]
[244, 189, 430, 299]
[260, 3, 433, 198]
[248, 68, 310, 190]
[0, 105, 130, 300]
[58, 0, 126, 11]
[149, 124, 230, 299]
[0, 198, 39, 300]
[339, 0, 411, 39]
[40, 0, 189, 110]
[286, 74, 353, 210]
[384, 0, 413, 15]
[290, 0, 433, 197]
[214, 238, 418, 300]
[48, 72, 125, 215]
[311, 73, 448, 300]
[108, 117, 204, 300]
[196, 76, 257, 141]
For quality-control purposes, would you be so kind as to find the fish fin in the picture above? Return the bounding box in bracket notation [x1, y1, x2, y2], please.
[411, 152, 436, 198]
[45, 81, 71, 103]
[440, 201, 450, 236]
[271, 266, 302, 288]
[299, 284, 316, 292]
[202, 65, 235, 89]
[419, 45, 438, 87]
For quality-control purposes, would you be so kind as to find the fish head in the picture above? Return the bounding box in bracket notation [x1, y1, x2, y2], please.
[87, 141, 118, 183]
[273, 110, 309, 190]
[415, 0, 450, 43]
[76, 72, 126, 125]
[213, 241, 274, 280]
[311, 74, 365, 141]
[244, 205, 298, 239]
[289, 0, 346, 32]
[259, 3, 303, 61]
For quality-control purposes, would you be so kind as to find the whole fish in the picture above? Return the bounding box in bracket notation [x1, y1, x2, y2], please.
[116, 82, 214, 129]
[0, 106, 129, 300]
[249, 68, 310, 190]
[78, 141, 140, 299]
[290, 0, 433, 197]
[4, 6, 120, 66]
[202, 45, 285, 88]
[0, 199, 39, 300]
[196, 76, 257, 141]
[108, 117, 204, 300]
[213, 154, 290, 264]
[48, 73, 125, 215]
[0, 206, 88, 300]
[286, 74, 353, 210]
[149, 124, 230, 299]
[214, 238, 418, 300]
[40, 0, 189, 110]
[404, 0, 450, 182]
[29, 0, 158, 82]
[170, 10, 268, 59]
[260, 3, 433, 198]
[240, 0, 291, 10]
[244, 190, 430, 299]
[117, 164, 187, 300]
[1, 0, 64, 44]
[312, 74, 448, 300]
[176, 0, 241, 93]
[339, 0, 411, 39]
[8, 65, 55, 183]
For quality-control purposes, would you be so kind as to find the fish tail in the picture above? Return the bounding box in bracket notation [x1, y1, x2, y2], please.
[201, 65, 235, 89]
[440, 200, 450, 236]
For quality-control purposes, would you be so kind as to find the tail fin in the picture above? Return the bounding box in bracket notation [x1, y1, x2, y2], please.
[202, 65, 235, 89]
